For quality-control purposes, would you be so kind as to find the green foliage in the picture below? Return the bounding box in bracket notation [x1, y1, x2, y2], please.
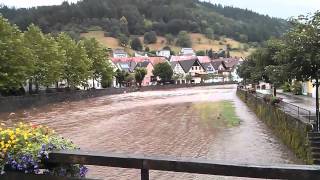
[152, 62, 173, 82]
[24, 24, 65, 88]
[176, 31, 192, 47]
[292, 81, 302, 95]
[165, 34, 174, 45]
[56, 33, 92, 88]
[282, 82, 291, 92]
[0, 16, 34, 92]
[185, 73, 193, 83]
[117, 33, 129, 47]
[115, 69, 129, 87]
[196, 50, 206, 56]
[134, 68, 147, 87]
[204, 27, 214, 39]
[131, 37, 143, 51]
[143, 31, 157, 44]
[0, 0, 288, 42]
[83, 38, 113, 89]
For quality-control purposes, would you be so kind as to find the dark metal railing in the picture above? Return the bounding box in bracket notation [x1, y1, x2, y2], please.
[4, 150, 319, 179]
[252, 91, 314, 126]
[45, 150, 320, 180]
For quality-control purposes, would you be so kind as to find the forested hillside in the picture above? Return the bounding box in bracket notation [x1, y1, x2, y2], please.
[0, 0, 288, 43]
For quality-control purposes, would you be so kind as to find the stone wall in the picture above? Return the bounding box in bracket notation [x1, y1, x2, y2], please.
[0, 82, 236, 113]
[237, 89, 313, 164]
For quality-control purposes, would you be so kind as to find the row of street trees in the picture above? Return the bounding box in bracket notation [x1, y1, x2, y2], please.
[238, 11, 320, 130]
[0, 16, 113, 96]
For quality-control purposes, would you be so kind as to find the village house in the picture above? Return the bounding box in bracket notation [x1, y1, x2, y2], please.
[180, 48, 196, 56]
[134, 51, 148, 57]
[156, 50, 171, 59]
[111, 57, 167, 86]
[171, 57, 206, 84]
[113, 48, 128, 58]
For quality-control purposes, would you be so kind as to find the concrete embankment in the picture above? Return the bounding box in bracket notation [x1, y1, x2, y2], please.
[237, 89, 313, 164]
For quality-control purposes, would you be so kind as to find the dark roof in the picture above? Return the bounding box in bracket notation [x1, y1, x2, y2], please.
[135, 61, 150, 68]
[211, 60, 226, 70]
[201, 62, 213, 70]
[170, 61, 178, 69]
[179, 59, 197, 73]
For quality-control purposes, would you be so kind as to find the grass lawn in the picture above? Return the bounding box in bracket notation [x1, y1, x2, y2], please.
[193, 101, 240, 128]
[80, 31, 253, 57]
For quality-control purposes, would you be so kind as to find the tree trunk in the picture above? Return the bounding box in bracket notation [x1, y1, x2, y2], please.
[35, 82, 39, 94]
[28, 80, 33, 94]
[55, 82, 59, 89]
[316, 78, 319, 131]
[92, 78, 95, 89]
[273, 86, 277, 97]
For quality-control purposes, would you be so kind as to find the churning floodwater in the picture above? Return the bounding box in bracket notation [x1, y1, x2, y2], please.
[0, 85, 301, 179]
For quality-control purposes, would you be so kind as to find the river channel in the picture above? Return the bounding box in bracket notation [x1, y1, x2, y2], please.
[0, 85, 301, 179]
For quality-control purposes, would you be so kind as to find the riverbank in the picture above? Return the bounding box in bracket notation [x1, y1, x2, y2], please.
[237, 89, 313, 164]
[0, 82, 236, 113]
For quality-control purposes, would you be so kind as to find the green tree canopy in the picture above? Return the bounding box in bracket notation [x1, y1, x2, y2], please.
[144, 31, 157, 44]
[83, 38, 113, 89]
[176, 31, 192, 47]
[134, 68, 147, 87]
[0, 16, 34, 93]
[152, 62, 173, 83]
[131, 37, 143, 51]
[24, 24, 65, 89]
[56, 33, 92, 88]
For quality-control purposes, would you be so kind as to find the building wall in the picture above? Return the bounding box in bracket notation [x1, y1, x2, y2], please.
[141, 63, 155, 86]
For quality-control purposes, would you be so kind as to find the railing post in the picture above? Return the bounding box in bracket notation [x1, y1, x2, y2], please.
[141, 169, 149, 180]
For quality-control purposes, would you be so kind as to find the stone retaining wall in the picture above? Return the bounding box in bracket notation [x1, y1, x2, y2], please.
[237, 89, 313, 164]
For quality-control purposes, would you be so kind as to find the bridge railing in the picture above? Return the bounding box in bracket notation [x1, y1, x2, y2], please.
[2, 151, 320, 180]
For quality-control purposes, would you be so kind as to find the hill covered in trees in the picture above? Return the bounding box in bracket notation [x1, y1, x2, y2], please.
[0, 0, 288, 43]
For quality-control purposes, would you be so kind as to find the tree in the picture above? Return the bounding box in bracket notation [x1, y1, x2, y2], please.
[119, 16, 129, 35]
[204, 27, 214, 39]
[135, 68, 147, 87]
[131, 37, 143, 51]
[83, 38, 113, 89]
[56, 33, 92, 89]
[117, 33, 129, 47]
[208, 49, 214, 59]
[152, 62, 173, 83]
[144, 31, 157, 44]
[185, 74, 193, 84]
[115, 69, 128, 87]
[24, 24, 65, 92]
[281, 12, 320, 130]
[165, 34, 174, 45]
[176, 31, 192, 47]
[196, 50, 206, 56]
[0, 16, 34, 94]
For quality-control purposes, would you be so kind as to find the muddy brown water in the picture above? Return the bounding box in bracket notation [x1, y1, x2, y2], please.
[0, 85, 301, 179]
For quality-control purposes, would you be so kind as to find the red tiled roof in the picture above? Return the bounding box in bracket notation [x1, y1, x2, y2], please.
[170, 56, 211, 63]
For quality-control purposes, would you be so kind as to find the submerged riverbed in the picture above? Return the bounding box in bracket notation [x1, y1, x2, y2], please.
[0, 85, 301, 179]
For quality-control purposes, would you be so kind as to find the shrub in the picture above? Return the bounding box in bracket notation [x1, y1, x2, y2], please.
[292, 81, 302, 95]
[282, 82, 291, 92]
[0, 123, 87, 177]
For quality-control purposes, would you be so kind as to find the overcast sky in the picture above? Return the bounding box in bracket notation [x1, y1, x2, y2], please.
[0, 0, 319, 19]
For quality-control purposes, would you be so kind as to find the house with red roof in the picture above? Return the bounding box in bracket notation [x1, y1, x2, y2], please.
[111, 57, 167, 86]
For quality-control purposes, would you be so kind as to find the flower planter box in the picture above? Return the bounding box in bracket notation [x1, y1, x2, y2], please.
[0, 171, 91, 180]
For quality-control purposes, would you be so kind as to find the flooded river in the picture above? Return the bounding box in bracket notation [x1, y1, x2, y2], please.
[0, 85, 301, 179]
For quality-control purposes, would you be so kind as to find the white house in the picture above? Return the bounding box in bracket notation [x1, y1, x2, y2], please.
[180, 48, 196, 56]
[156, 50, 171, 59]
[134, 51, 148, 57]
[113, 48, 128, 58]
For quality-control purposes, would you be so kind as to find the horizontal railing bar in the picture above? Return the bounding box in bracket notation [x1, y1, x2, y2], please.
[48, 151, 320, 180]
